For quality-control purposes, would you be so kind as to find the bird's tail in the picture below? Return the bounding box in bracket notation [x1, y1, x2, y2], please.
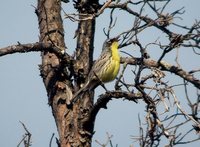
[69, 81, 90, 105]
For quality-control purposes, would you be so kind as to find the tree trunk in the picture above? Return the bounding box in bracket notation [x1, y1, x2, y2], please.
[37, 0, 98, 146]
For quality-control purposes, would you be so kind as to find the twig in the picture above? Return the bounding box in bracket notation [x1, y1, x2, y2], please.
[115, 63, 128, 90]
[96, 0, 112, 17]
[103, 8, 117, 38]
[95, 132, 114, 147]
[17, 121, 32, 147]
[170, 90, 200, 127]
[49, 133, 55, 147]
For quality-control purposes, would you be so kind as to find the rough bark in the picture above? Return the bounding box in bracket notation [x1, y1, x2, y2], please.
[37, 0, 98, 146]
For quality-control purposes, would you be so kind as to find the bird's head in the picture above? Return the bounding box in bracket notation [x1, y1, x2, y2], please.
[102, 37, 120, 52]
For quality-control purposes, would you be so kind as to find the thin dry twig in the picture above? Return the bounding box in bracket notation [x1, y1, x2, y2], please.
[49, 133, 55, 147]
[17, 121, 32, 147]
[170, 90, 200, 127]
[95, 132, 114, 147]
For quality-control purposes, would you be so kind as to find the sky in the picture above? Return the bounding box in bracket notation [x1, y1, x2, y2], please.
[0, 0, 200, 147]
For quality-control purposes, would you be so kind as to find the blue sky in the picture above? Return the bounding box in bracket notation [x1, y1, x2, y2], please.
[0, 0, 200, 147]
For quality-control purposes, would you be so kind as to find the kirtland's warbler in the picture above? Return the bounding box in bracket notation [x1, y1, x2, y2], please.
[70, 37, 120, 104]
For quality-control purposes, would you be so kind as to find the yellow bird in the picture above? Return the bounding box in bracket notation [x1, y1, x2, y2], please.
[70, 37, 120, 104]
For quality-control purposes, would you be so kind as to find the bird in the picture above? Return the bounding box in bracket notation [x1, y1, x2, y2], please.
[70, 37, 120, 105]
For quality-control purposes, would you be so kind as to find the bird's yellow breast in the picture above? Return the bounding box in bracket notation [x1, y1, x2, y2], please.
[101, 41, 120, 82]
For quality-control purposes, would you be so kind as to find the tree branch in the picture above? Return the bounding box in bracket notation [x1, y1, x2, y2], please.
[0, 42, 57, 56]
[109, 2, 173, 37]
[83, 90, 143, 128]
[121, 57, 200, 89]
[0, 42, 71, 63]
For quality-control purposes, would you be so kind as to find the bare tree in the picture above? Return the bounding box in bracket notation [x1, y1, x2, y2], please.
[0, 0, 200, 147]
